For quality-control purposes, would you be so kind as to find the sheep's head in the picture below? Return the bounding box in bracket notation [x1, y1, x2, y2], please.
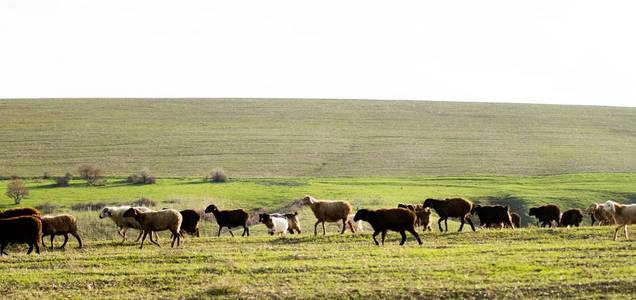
[204, 205, 219, 213]
[586, 203, 599, 214]
[470, 205, 482, 215]
[258, 213, 271, 224]
[353, 209, 371, 222]
[99, 208, 112, 219]
[528, 207, 538, 216]
[123, 208, 140, 218]
[601, 201, 617, 214]
[302, 195, 316, 205]
[422, 198, 439, 208]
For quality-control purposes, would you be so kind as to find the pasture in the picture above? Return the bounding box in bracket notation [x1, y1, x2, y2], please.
[1, 174, 636, 298]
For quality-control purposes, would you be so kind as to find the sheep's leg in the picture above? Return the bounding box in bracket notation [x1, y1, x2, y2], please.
[149, 231, 161, 247]
[50, 235, 55, 249]
[242, 225, 249, 237]
[139, 231, 148, 249]
[228, 229, 235, 237]
[132, 229, 142, 243]
[466, 217, 476, 232]
[71, 232, 82, 248]
[370, 231, 379, 246]
[0, 243, 6, 256]
[35, 241, 40, 254]
[153, 231, 159, 242]
[340, 219, 347, 234]
[195, 229, 200, 237]
[170, 229, 179, 247]
[381, 230, 387, 246]
[347, 220, 356, 233]
[288, 228, 294, 234]
[408, 228, 423, 245]
[41, 236, 46, 249]
[444, 219, 448, 232]
[27, 243, 34, 254]
[60, 234, 69, 249]
[399, 231, 407, 246]
[458, 217, 466, 232]
[217, 227, 223, 237]
[322, 222, 326, 235]
[625, 225, 629, 239]
[437, 218, 444, 232]
[314, 221, 321, 236]
[613, 225, 622, 241]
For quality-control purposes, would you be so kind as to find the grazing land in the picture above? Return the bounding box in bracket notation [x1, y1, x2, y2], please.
[1, 99, 635, 177]
[1, 227, 635, 299]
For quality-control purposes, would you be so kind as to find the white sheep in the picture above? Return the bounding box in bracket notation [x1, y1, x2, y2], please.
[99, 206, 158, 243]
[302, 195, 356, 235]
[123, 208, 183, 249]
[268, 216, 289, 235]
[601, 200, 636, 240]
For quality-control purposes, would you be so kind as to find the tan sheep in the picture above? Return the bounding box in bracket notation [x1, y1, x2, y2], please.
[601, 201, 636, 240]
[123, 208, 183, 249]
[302, 195, 355, 236]
[41, 214, 82, 249]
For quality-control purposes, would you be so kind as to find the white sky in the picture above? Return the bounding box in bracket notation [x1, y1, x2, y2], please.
[1, 1, 635, 107]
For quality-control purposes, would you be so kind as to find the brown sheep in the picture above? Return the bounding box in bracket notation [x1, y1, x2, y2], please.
[398, 204, 433, 231]
[179, 209, 201, 237]
[40, 214, 82, 249]
[123, 208, 182, 249]
[0, 216, 42, 255]
[353, 208, 422, 246]
[529, 205, 560, 227]
[0, 207, 40, 219]
[422, 198, 475, 232]
[559, 209, 583, 227]
[302, 195, 355, 235]
[510, 213, 521, 228]
[204, 204, 249, 237]
[586, 203, 615, 226]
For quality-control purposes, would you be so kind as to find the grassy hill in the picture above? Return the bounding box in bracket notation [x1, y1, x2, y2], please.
[1, 99, 635, 177]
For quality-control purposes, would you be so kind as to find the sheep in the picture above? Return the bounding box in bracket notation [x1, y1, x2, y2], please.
[353, 208, 422, 246]
[179, 209, 201, 237]
[559, 209, 583, 228]
[259, 213, 289, 235]
[471, 205, 515, 229]
[302, 195, 355, 236]
[601, 201, 636, 240]
[422, 198, 475, 232]
[122, 208, 182, 249]
[398, 204, 432, 231]
[0, 216, 42, 255]
[529, 205, 560, 227]
[270, 212, 301, 234]
[586, 203, 615, 226]
[40, 214, 82, 249]
[0, 207, 40, 219]
[204, 204, 249, 237]
[99, 206, 158, 243]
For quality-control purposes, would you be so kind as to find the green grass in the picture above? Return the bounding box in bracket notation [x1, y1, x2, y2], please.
[1, 228, 635, 299]
[1, 99, 635, 177]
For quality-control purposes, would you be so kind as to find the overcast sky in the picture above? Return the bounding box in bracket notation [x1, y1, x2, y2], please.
[1, 1, 635, 107]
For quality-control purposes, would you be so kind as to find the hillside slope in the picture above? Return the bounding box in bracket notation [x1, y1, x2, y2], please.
[1, 99, 635, 177]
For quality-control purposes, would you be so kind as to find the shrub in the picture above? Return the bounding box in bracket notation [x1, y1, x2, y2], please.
[127, 168, 156, 184]
[78, 164, 104, 186]
[55, 172, 73, 187]
[130, 197, 156, 207]
[42, 172, 51, 180]
[5, 179, 29, 204]
[209, 168, 227, 183]
[35, 203, 58, 214]
[71, 202, 109, 211]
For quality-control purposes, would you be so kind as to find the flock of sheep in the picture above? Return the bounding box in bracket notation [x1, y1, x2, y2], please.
[0, 195, 635, 255]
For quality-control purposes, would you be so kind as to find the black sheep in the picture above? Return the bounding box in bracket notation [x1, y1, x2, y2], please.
[422, 198, 476, 232]
[471, 205, 514, 228]
[179, 209, 201, 237]
[529, 205, 560, 227]
[0, 216, 42, 255]
[204, 204, 249, 237]
[560, 209, 583, 227]
[353, 208, 422, 246]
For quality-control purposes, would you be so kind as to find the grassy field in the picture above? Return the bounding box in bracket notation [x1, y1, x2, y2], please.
[1, 99, 636, 177]
[1, 228, 635, 299]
